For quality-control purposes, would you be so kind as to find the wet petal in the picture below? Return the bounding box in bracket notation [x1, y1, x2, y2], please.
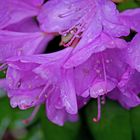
[60, 69, 78, 114]
[74, 48, 128, 98]
[101, 0, 129, 37]
[9, 88, 45, 110]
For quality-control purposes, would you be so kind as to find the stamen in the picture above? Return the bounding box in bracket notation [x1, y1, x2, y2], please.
[22, 105, 40, 125]
[60, 3, 96, 48]
[35, 83, 55, 101]
[36, 83, 49, 100]
[93, 96, 101, 123]
[101, 55, 107, 94]
[101, 95, 106, 105]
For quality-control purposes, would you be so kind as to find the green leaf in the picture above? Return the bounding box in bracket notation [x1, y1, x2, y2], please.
[0, 97, 34, 139]
[135, 0, 140, 5]
[85, 99, 132, 140]
[118, 0, 139, 11]
[130, 106, 140, 140]
[40, 106, 81, 140]
[22, 124, 45, 140]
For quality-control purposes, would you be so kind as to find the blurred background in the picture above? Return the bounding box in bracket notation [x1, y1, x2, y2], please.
[0, 0, 140, 140]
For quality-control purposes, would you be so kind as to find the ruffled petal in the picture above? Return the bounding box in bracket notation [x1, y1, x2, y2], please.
[108, 68, 140, 109]
[9, 87, 45, 110]
[46, 88, 78, 126]
[100, 0, 129, 37]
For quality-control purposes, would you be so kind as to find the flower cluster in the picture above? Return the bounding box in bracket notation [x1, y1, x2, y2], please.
[0, 0, 140, 126]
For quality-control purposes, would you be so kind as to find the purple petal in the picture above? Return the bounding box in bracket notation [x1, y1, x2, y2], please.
[120, 8, 140, 32]
[9, 88, 45, 110]
[46, 88, 78, 126]
[64, 33, 127, 68]
[60, 69, 78, 114]
[125, 33, 140, 71]
[74, 48, 128, 98]
[0, 30, 47, 62]
[6, 66, 46, 90]
[38, 0, 88, 32]
[108, 69, 140, 109]
[100, 0, 129, 37]
[0, 0, 42, 29]
[4, 17, 40, 32]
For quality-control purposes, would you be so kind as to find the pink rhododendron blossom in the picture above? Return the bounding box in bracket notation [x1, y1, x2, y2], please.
[38, 0, 129, 55]
[0, 0, 140, 126]
[1, 46, 135, 124]
[0, 0, 54, 70]
[1, 48, 90, 125]
[64, 32, 128, 68]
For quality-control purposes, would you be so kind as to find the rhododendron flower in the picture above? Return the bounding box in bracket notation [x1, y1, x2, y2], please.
[0, 0, 140, 126]
[0, 0, 44, 29]
[0, 6, 53, 64]
[38, 0, 129, 56]
[0, 48, 89, 125]
[64, 32, 128, 68]
[2, 46, 136, 124]
[0, 0, 54, 71]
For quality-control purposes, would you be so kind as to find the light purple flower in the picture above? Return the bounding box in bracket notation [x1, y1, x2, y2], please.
[38, 0, 129, 55]
[0, 0, 140, 126]
[1, 48, 90, 125]
[64, 32, 128, 68]
[0, 0, 54, 65]
[3, 46, 131, 123]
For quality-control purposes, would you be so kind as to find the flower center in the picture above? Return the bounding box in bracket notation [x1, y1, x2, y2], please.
[60, 1, 96, 48]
